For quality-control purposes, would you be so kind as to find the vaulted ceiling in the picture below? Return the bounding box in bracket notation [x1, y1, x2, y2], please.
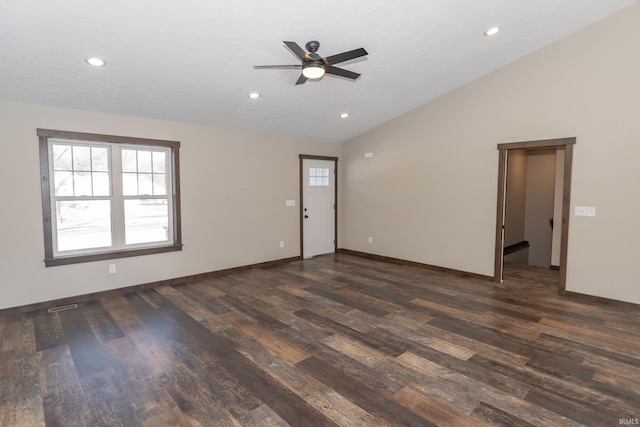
[1, 0, 636, 143]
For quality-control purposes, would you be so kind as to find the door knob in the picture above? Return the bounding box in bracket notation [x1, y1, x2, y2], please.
[304, 215, 309, 218]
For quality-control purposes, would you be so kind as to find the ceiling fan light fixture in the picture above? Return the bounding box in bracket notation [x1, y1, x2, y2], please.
[302, 63, 325, 79]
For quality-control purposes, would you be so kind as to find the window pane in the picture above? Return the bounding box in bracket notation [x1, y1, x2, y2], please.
[122, 149, 137, 172]
[124, 199, 169, 245]
[153, 174, 166, 195]
[323, 168, 329, 177]
[152, 152, 166, 173]
[137, 151, 152, 173]
[93, 172, 110, 196]
[73, 146, 91, 171]
[92, 147, 109, 171]
[74, 172, 92, 196]
[54, 171, 73, 196]
[122, 173, 138, 196]
[323, 177, 329, 186]
[309, 168, 316, 177]
[138, 173, 153, 195]
[53, 145, 72, 170]
[56, 200, 112, 252]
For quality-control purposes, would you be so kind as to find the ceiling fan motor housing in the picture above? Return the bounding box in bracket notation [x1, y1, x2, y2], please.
[305, 40, 320, 53]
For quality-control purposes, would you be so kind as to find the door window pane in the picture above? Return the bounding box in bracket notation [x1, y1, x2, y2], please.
[309, 167, 330, 186]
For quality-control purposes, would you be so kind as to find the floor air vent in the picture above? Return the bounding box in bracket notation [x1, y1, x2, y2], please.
[47, 304, 79, 313]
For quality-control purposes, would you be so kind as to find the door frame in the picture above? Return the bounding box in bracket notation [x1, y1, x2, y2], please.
[494, 137, 575, 293]
[299, 154, 338, 259]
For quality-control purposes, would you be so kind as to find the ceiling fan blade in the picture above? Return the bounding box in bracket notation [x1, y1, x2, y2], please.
[284, 41, 308, 61]
[325, 66, 361, 80]
[295, 74, 308, 85]
[253, 65, 302, 69]
[324, 48, 368, 65]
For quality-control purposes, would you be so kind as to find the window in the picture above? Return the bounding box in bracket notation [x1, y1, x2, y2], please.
[309, 167, 330, 186]
[38, 129, 182, 266]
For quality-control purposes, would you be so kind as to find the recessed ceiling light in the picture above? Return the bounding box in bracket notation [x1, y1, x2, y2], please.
[339, 113, 349, 119]
[247, 92, 261, 99]
[484, 26, 500, 36]
[84, 57, 106, 67]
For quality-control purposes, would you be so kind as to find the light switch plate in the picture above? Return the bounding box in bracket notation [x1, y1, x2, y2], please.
[575, 206, 596, 217]
[286, 200, 296, 207]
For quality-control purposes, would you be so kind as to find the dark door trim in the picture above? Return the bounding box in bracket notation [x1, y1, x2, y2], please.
[494, 137, 575, 293]
[299, 154, 339, 260]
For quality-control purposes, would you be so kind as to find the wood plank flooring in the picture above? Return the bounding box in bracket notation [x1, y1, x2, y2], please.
[2, 254, 640, 426]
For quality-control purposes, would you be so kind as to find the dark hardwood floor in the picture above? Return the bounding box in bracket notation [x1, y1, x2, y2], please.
[2, 254, 640, 426]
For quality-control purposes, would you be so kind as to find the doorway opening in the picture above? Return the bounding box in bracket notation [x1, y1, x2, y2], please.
[299, 155, 338, 259]
[494, 138, 575, 293]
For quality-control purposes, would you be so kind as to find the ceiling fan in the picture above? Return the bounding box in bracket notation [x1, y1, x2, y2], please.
[254, 41, 368, 85]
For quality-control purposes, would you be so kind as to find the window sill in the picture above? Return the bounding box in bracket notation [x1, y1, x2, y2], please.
[44, 244, 183, 267]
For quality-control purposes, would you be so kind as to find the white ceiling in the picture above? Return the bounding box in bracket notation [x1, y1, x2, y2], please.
[0, 0, 636, 143]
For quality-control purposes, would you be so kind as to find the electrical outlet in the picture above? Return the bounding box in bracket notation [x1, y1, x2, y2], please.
[575, 206, 596, 217]
[368, 236, 373, 244]
[280, 241, 285, 248]
[108, 264, 116, 274]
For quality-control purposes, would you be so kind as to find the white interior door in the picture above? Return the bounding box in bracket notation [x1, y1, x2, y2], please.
[303, 159, 335, 258]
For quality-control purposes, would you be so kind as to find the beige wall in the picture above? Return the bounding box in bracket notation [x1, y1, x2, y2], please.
[504, 150, 527, 247]
[341, 4, 640, 304]
[0, 101, 339, 310]
[503, 150, 528, 265]
[551, 148, 565, 267]
[524, 149, 556, 267]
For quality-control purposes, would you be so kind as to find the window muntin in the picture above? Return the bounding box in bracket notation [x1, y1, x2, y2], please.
[39, 129, 182, 266]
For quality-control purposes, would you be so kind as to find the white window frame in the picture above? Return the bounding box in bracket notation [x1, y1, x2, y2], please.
[38, 129, 182, 267]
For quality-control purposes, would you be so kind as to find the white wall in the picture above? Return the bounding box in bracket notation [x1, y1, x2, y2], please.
[0, 101, 339, 310]
[341, 4, 640, 304]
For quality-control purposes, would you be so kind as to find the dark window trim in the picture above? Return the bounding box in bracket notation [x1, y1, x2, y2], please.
[38, 128, 183, 267]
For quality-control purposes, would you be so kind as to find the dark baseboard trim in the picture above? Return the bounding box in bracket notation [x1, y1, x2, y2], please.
[503, 240, 529, 256]
[562, 290, 640, 310]
[337, 248, 493, 282]
[0, 256, 300, 317]
[550, 265, 560, 271]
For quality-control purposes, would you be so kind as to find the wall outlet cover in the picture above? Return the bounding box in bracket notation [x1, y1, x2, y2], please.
[575, 206, 596, 217]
